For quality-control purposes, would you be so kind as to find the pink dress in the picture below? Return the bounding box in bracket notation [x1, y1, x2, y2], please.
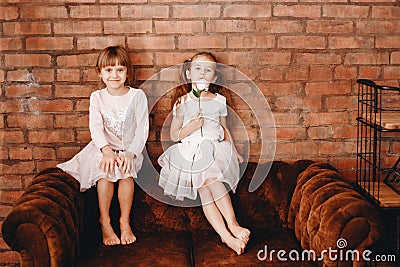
[158, 93, 240, 201]
[57, 87, 149, 192]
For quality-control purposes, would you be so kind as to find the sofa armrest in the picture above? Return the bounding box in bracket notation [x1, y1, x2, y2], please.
[288, 162, 383, 267]
[2, 168, 83, 267]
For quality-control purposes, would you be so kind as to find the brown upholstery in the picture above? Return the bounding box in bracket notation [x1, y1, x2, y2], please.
[2, 161, 383, 267]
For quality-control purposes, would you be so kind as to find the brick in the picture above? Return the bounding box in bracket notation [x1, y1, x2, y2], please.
[294, 141, 320, 158]
[70, 5, 118, 18]
[224, 4, 271, 18]
[256, 52, 292, 65]
[55, 84, 96, 98]
[83, 69, 99, 82]
[344, 53, 389, 65]
[272, 112, 301, 126]
[101, 0, 147, 2]
[9, 147, 33, 160]
[57, 146, 82, 159]
[325, 95, 356, 110]
[227, 36, 274, 49]
[76, 129, 91, 143]
[0, 100, 25, 113]
[173, 4, 220, 18]
[7, 69, 30, 82]
[256, 20, 302, 33]
[306, 20, 353, 34]
[276, 127, 307, 139]
[121, 5, 169, 18]
[37, 161, 61, 172]
[259, 82, 302, 97]
[356, 21, 400, 34]
[178, 36, 226, 49]
[307, 126, 332, 140]
[54, 21, 102, 34]
[284, 67, 309, 81]
[376, 36, 400, 48]
[383, 67, 400, 80]
[57, 69, 81, 82]
[55, 114, 89, 128]
[3, 22, 51, 35]
[77, 36, 125, 50]
[0, 38, 22, 51]
[130, 52, 154, 66]
[295, 53, 341, 65]
[57, 54, 97, 68]
[20, 6, 68, 19]
[372, 6, 400, 19]
[0, 70, 4, 83]
[33, 147, 56, 160]
[323, 5, 369, 18]
[320, 141, 343, 156]
[278, 36, 325, 49]
[0, 6, 18, 20]
[155, 52, 194, 66]
[127, 36, 175, 50]
[135, 68, 158, 81]
[310, 66, 333, 81]
[156, 21, 203, 34]
[206, 20, 255, 33]
[305, 81, 351, 96]
[332, 126, 357, 139]
[26, 37, 73, 50]
[5, 84, 52, 98]
[391, 52, 400, 64]
[7, 114, 53, 129]
[75, 99, 90, 111]
[5, 54, 52, 67]
[104, 21, 152, 34]
[28, 99, 73, 112]
[259, 67, 285, 81]
[29, 130, 74, 143]
[303, 111, 349, 126]
[359, 66, 382, 80]
[0, 175, 23, 189]
[0, 162, 35, 175]
[0, 130, 25, 143]
[31, 69, 55, 83]
[333, 66, 357, 80]
[303, 96, 323, 111]
[329, 37, 374, 49]
[274, 5, 321, 18]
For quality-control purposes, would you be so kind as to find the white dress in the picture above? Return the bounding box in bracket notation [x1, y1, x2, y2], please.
[158, 93, 240, 201]
[57, 87, 149, 192]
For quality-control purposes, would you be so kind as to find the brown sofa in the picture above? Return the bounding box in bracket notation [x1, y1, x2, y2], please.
[2, 160, 383, 267]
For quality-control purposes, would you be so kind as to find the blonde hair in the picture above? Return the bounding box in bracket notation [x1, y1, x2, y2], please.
[96, 45, 133, 86]
[171, 52, 231, 109]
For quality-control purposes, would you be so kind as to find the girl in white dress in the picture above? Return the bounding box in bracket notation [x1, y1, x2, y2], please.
[158, 52, 250, 255]
[57, 46, 149, 246]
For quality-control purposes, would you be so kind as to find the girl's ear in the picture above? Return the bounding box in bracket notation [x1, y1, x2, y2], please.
[211, 75, 217, 83]
[185, 69, 191, 80]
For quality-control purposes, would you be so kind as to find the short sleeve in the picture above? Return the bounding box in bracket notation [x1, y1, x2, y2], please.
[219, 95, 228, 117]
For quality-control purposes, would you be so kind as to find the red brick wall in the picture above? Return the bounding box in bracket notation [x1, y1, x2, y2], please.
[1, 1, 400, 264]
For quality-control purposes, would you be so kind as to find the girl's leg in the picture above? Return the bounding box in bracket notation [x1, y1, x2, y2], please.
[97, 178, 120, 245]
[198, 186, 245, 255]
[118, 177, 136, 245]
[205, 178, 251, 243]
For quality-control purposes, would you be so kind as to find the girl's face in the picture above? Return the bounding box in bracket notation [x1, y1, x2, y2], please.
[98, 63, 127, 91]
[186, 55, 217, 90]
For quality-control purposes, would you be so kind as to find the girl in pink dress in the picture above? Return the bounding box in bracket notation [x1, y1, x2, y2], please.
[57, 46, 149, 246]
[158, 52, 250, 255]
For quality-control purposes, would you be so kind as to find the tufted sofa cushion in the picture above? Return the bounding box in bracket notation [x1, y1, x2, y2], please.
[288, 162, 383, 267]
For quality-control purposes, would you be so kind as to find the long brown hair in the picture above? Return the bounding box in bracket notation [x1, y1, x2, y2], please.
[171, 52, 232, 110]
[96, 45, 133, 86]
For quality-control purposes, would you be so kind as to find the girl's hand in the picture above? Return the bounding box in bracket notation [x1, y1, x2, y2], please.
[100, 145, 119, 173]
[187, 111, 204, 131]
[236, 153, 244, 164]
[118, 151, 136, 174]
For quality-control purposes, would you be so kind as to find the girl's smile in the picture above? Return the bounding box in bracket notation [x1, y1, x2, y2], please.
[99, 64, 128, 95]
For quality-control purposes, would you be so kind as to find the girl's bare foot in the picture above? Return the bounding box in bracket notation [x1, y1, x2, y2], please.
[120, 221, 136, 245]
[222, 236, 246, 255]
[229, 223, 251, 244]
[100, 221, 120, 246]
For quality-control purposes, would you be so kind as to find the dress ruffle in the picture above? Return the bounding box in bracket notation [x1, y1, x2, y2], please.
[158, 138, 239, 201]
[57, 141, 143, 192]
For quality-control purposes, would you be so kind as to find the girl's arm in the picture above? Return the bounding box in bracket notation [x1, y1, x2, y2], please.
[170, 112, 203, 142]
[220, 116, 243, 163]
[89, 92, 109, 150]
[127, 90, 149, 158]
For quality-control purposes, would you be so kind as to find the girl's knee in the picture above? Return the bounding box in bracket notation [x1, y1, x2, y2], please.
[203, 177, 217, 186]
